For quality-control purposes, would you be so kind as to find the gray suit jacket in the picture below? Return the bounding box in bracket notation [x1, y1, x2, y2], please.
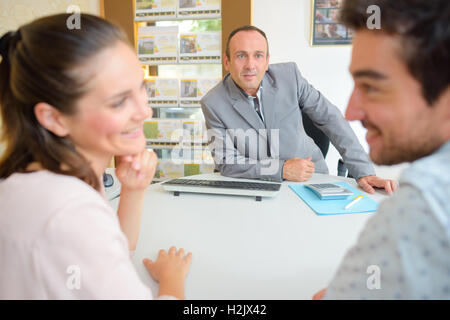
[200, 62, 375, 182]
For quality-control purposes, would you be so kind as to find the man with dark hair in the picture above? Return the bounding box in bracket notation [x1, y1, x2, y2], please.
[201, 24, 395, 195]
[313, 0, 450, 299]
[225, 25, 270, 59]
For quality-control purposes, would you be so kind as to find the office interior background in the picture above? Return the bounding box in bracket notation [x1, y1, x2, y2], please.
[0, 0, 407, 180]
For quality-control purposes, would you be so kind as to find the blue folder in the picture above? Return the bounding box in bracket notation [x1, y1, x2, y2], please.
[289, 181, 378, 215]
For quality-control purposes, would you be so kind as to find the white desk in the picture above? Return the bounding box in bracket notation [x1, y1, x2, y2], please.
[110, 173, 388, 299]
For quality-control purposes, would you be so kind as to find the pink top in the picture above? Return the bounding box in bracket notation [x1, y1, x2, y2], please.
[0, 170, 166, 299]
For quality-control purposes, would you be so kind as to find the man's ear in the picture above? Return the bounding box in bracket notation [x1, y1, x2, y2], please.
[223, 53, 230, 72]
[34, 102, 70, 137]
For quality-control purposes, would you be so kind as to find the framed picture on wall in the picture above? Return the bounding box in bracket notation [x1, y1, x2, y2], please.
[310, 0, 353, 46]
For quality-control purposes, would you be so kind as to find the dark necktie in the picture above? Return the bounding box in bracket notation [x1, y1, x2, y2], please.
[254, 96, 270, 156]
[253, 96, 264, 122]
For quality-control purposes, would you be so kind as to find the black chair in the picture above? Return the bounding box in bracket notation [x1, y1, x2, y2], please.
[302, 113, 329, 159]
[302, 113, 349, 177]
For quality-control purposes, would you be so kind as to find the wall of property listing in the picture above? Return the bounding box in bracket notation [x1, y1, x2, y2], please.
[134, 0, 222, 182]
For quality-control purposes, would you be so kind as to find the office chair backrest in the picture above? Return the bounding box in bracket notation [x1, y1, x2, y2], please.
[302, 113, 330, 158]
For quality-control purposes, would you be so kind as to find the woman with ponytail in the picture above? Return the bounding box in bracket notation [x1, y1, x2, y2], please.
[0, 14, 191, 299]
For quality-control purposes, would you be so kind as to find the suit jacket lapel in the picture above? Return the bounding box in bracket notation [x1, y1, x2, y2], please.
[226, 76, 265, 131]
[260, 73, 278, 157]
[261, 73, 278, 130]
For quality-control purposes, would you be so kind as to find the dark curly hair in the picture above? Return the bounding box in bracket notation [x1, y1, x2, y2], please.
[340, 0, 450, 106]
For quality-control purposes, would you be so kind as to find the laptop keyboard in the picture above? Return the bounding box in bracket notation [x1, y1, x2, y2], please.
[162, 179, 282, 191]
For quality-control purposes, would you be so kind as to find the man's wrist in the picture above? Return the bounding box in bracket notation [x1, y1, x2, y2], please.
[355, 174, 375, 181]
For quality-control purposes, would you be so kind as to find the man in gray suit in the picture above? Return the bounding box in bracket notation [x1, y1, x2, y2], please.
[201, 25, 396, 194]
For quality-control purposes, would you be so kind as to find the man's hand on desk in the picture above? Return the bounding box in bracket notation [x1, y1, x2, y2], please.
[357, 175, 398, 195]
[312, 288, 327, 300]
[282, 157, 315, 181]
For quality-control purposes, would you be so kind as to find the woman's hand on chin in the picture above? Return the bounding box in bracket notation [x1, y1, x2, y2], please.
[115, 149, 158, 191]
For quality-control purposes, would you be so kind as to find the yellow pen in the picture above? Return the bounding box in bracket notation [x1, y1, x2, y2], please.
[345, 195, 363, 209]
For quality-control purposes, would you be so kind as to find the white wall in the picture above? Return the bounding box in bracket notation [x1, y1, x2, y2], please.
[253, 0, 407, 179]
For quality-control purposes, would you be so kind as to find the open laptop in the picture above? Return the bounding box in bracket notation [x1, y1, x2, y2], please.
[162, 176, 282, 201]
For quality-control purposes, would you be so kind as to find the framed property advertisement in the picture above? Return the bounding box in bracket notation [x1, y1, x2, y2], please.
[310, 0, 353, 46]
